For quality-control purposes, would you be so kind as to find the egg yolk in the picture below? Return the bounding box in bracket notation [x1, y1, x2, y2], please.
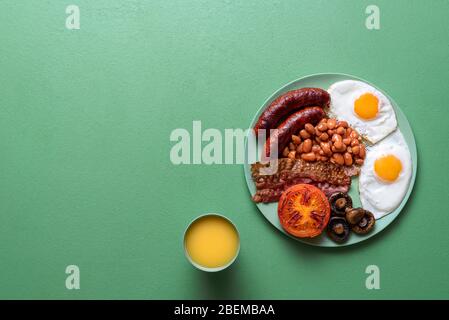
[374, 155, 402, 182]
[354, 93, 379, 120]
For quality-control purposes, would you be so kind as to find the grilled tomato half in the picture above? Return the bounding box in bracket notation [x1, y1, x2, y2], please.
[278, 184, 331, 238]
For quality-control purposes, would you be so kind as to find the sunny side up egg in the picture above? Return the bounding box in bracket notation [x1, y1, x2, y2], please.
[328, 80, 398, 144]
[359, 130, 412, 219]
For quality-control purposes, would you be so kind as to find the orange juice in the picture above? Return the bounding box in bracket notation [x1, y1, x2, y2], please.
[184, 215, 239, 270]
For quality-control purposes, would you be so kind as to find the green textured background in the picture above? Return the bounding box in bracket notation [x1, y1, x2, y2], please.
[0, 0, 448, 299]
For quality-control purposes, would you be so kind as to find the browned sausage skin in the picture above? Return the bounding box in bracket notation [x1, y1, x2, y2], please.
[254, 88, 329, 136]
[265, 107, 325, 157]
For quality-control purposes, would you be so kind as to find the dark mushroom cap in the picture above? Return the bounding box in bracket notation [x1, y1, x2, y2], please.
[327, 217, 350, 243]
[329, 192, 353, 216]
[351, 210, 375, 234]
[346, 208, 365, 225]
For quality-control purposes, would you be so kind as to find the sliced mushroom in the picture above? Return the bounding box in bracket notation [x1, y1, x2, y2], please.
[351, 210, 375, 234]
[329, 192, 353, 216]
[327, 217, 350, 243]
[345, 208, 365, 225]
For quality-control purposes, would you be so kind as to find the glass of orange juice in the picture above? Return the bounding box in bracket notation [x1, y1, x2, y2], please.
[184, 213, 240, 272]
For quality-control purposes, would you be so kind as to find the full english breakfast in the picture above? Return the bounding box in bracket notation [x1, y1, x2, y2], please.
[249, 79, 413, 244]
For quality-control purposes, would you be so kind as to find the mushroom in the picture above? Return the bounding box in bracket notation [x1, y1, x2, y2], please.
[351, 210, 375, 234]
[327, 217, 350, 243]
[345, 208, 365, 225]
[328, 192, 353, 216]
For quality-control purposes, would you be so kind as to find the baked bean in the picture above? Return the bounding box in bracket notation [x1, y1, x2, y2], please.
[344, 152, 353, 166]
[333, 140, 345, 152]
[332, 153, 345, 165]
[288, 151, 296, 159]
[327, 129, 335, 136]
[345, 127, 352, 138]
[301, 152, 316, 162]
[327, 118, 336, 129]
[336, 127, 346, 136]
[315, 136, 322, 144]
[303, 139, 312, 153]
[350, 131, 359, 139]
[317, 123, 328, 132]
[283, 147, 289, 157]
[297, 142, 304, 153]
[343, 138, 351, 145]
[352, 145, 360, 155]
[359, 144, 366, 159]
[312, 144, 321, 153]
[289, 142, 295, 151]
[292, 135, 301, 145]
[338, 120, 349, 128]
[332, 134, 342, 143]
[347, 146, 352, 154]
[320, 142, 332, 156]
[300, 129, 310, 139]
[355, 158, 364, 165]
[320, 132, 329, 141]
[351, 139, 359, 147]
[305, 123, 315, 135]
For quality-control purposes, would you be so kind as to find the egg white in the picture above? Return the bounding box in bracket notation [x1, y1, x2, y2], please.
[328, 80, 398, 144]
[358, 130, 412, 219]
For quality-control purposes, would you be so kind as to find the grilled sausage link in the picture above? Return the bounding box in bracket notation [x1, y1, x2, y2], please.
[265, 106, 325, 157]
[254, 88, 329, 137]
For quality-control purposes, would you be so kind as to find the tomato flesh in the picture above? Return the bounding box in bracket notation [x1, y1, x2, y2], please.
[278, 184, 331, 238]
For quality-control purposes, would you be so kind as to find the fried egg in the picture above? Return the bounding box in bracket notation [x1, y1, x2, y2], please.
[328, 80, 397, 144]
[359, 130, 412, 219]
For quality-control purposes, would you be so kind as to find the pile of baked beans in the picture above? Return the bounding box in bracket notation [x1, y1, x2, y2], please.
[282, 118, 366, 166]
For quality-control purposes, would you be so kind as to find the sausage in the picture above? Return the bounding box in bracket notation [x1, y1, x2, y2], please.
[265, 107, 325, 157]
[254, 88, 330, 137]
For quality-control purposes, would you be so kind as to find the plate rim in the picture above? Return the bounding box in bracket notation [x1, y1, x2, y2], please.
[243, 72, 418, 248]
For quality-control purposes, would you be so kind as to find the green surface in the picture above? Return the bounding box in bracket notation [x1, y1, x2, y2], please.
[0, 0, 448, 299]
[244, 73, 417, 247]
